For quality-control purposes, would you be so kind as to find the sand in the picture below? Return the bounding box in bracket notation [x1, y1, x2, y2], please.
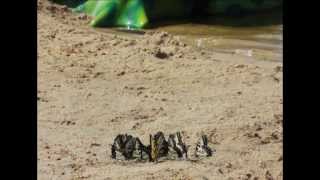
[37, 1, 283, 179]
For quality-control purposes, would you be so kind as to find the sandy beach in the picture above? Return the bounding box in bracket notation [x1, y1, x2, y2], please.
[38, 1, 283, 179]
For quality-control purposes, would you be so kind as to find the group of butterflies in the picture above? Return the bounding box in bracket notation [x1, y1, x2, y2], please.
[111, 131, 214, 162]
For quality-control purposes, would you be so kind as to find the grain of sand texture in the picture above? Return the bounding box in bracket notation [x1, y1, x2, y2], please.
[37, 1, 283, 179]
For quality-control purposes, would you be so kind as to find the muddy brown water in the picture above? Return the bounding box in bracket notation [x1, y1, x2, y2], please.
[96, 10, 283, 62]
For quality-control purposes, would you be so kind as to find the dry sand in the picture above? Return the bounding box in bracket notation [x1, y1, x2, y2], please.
[38, 1, 283, 179]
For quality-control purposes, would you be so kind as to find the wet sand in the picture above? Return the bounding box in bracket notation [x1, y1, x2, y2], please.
[38, 0, 283, 179]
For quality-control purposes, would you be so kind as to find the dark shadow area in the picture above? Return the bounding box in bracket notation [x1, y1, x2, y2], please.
[146, 7, 282, 29]
[50, 0, 85, 8]
[49, 0, 282, 28]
